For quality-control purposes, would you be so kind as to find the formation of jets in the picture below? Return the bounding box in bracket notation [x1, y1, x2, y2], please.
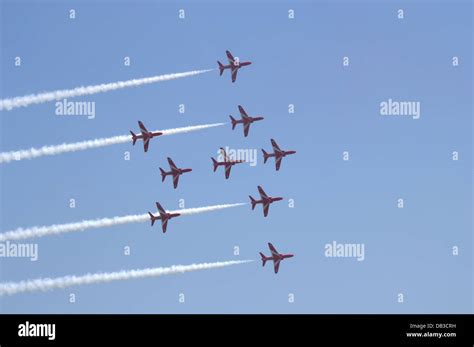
[133, 51, 294, 273]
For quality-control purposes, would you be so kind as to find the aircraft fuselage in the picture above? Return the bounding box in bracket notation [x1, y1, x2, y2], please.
[162, 212, 180, 221]
[236, 116, 264, 124]
[269, 150, 296, 158]
[222, 61, 252, 72]
[256, 196, 283, 206]
[217, 160, 243, 167]
[163, 167, 192, 176]
[269, 253, 294, 261]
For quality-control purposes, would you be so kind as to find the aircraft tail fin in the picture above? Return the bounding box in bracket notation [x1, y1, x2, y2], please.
[229, 115, 237, 129]
[130, 131, 137, 145]
[159, 168, 166, 182]
[259, 252, 267, 267]
[249, 195, 257, 210]
[218, 61, 224, 76]
[148, 212, 156, 226]
[211, 158, 218, 172]
[262, 149, 269, 164]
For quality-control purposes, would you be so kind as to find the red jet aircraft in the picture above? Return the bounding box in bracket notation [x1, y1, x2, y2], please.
[249, 186, 283, 217]
[262, 139, 296, 171]
[212, 147, 245, 179]
[148, 202, 180, 233]
[260, 243, 294, 274]
[229, 105, 264, 137]
[218, 50, 252, 83]
[130, 121, 163, 153]
[159, 157, 192, 189]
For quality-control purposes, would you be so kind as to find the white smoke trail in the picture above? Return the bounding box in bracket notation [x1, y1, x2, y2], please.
[0, 69, 213, 111]
[0, 203, 247, 242]
[0, 260, 254, 296]
[0, 123, 225, 164]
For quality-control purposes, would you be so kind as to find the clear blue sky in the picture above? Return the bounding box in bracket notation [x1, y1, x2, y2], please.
[0, 0, 472, 313]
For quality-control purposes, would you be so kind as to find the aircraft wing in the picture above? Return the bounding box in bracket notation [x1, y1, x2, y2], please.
[258, 186, 268, 199]
[225, 165, 232, 179]
[161, 218, 168, 233]
[143, 138, 150, 152]
[173, 174, 180, 189]
[263, 202, 270, 217]
[226, 50, 235, 64]
[268, 242, 279, 256]
[243, 122, 250, 137]
[138, 121, 148, 135]
[275, 155, 282, 171]
[271, 139, 281, 152]
[156, 202, 166, 216]
[167, 157, 178, 170]
[238, 105, 249, 119]
[273, 259, 281, 274]
[220, 148, 229, 161]
[231, 68, 238, 83]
